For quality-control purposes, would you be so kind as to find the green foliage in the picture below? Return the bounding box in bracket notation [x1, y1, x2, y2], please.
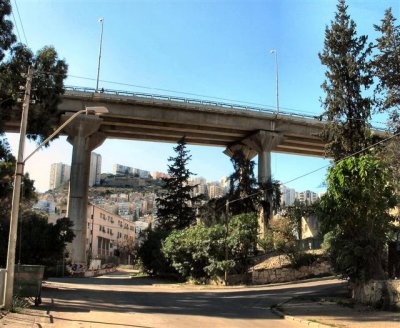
[137, 229, 176, 276]
[198, 196, 227, 226]
[269, 217, 301, 266]
[162, 213, 258, 280]
[0, 0, 16, 62]
[0, 210, 74, 268]
[228, 151, 258, 215]
[0, 44, 68, 141]
[373, 7, 400, 118]
[318, 155, 398, 282]
[163, 224, 226, 279]
[227, 213, 258, 272]
[156, 137, 200, 232]
[373, 8, 400, 193]
[319, 0, 373, 160]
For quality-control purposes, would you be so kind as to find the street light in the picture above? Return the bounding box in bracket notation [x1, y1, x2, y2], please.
[270, 49, 279, 114]
[3, 106, 108, 310]
[96, 17, 104, 93]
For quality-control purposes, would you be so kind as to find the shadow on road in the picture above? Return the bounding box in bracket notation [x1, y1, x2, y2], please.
[40, 273, 345, 321]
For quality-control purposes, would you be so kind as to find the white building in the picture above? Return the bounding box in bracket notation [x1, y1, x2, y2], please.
[297, 190, 319, 204]
[208, 183, 224, 199]
[49, 163, 70, 190]
[280, 185, 296, 207]
[89, 152, 102, 187]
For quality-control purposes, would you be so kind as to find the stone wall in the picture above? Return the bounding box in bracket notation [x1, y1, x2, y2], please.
[352, 280, 400, 310]
[252, 261, 332, 284]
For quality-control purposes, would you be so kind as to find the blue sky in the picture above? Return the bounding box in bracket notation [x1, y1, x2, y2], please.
[6, 0, 399, 192]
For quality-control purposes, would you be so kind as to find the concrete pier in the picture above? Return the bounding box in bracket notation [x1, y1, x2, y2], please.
[64, 113, 106, 270]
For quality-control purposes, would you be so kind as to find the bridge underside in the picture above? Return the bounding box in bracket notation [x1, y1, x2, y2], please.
[56, 91, 326, 157]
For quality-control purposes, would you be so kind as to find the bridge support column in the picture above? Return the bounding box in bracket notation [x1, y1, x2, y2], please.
[242, 131, 283, 236]
[64, 113, 106, 272]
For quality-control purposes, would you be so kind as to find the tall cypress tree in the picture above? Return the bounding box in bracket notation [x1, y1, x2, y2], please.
[374, 7, 400, 132]
[319, 0, 373, 161]
[373, 8, 400, 191]
[156, 137, 199, 231]
[228, 150, 258, 216]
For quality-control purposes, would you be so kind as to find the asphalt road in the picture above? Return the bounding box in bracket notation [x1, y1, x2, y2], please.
[5, 271, 345, 328]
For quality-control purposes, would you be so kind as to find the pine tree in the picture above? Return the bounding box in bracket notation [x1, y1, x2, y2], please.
[373, 8, 400, 191]
[374, 7, 400, 132]
[156, 137, 199, 231]
[228, 150, 258, 216]
[319, 0, 373, 161]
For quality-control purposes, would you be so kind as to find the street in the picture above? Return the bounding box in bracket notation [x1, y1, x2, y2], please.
[1, 271, 345, 327]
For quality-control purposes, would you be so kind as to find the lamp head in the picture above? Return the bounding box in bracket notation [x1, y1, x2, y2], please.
[85, 106, 109, 115]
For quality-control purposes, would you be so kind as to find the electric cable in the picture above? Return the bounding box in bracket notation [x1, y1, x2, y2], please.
[222, 129, 400, 208]
[10, 6, 21, 43]
[13, 0, 28, 46]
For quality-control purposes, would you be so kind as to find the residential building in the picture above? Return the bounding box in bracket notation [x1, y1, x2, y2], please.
[297, 190, 318, 204]
[112, 164, 150, 178]
[86, 204, 137, 261]
[49, 163, 70, 190]
[151, 171, 169, 179]
[280, 185, 296, 207]
[208, 183, 224, 199]
[89, 152, 102, 187]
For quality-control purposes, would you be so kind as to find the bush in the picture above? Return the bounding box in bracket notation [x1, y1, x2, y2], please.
[162, 213, 258, 281]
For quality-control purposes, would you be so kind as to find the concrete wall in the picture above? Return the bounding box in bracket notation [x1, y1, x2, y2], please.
[252, 261, 332, 284]
[352, 280, 400, 310]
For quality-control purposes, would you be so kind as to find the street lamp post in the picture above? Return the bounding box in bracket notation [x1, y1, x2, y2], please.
[96, 17, 104, 93]
[270, 49, 279, 114]
[3, 105, 108, 310]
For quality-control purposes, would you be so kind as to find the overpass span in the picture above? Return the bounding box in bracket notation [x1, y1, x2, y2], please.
[4, 85, 329, 269]
[57, 86, 326, 157]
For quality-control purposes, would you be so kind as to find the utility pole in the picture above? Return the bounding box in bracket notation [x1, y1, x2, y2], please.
[224, 199, 229, 285]
[4, 66, 33, 309]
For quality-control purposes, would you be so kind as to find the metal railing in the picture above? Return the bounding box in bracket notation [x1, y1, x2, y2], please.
[64, 86, 387, 132]
[64, 85, 319, 121]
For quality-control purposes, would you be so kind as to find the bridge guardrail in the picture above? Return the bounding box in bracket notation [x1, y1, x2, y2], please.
[63, 86, 387, 132]
[64, 85, 319, 121]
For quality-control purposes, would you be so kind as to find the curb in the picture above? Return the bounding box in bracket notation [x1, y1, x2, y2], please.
[270, 300, 335, 328]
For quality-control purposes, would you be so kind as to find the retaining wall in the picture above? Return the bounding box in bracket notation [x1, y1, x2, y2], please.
[252, 261, 332, 284]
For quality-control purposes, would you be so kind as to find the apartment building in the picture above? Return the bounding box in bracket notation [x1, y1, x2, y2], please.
[49, 163, 70, 190]
[89, 152, 102, 187]
[86, 204, 137, 260]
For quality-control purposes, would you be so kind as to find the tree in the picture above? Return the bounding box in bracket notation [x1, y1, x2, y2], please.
[0, 136, 36, 267]
[156, 137, 200, 231]
[0, 0, 16, 62]
[0, 44, 68, 141]
[319, 0, 373, 160]
[228, 150, 257, 216]
[373, 7, 400, 121]
[162, 213, 258, 281]
[373, 7, 400, 191]
[318, 155, 398, 282]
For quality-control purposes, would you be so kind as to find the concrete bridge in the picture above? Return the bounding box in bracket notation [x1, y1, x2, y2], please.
[6, 86, 327, 271]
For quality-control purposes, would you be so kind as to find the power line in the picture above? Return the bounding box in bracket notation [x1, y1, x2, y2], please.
[13, 0, 28, 46]
[32, 69, 394, 126]
[10, 6, 21, 43]
[224, 130, 400, 207]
